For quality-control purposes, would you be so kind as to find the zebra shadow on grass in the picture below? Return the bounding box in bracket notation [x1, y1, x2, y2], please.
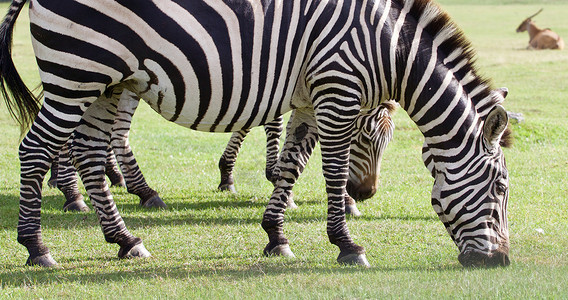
[0, 257, 464, 289]
[0, 190, 438, 231]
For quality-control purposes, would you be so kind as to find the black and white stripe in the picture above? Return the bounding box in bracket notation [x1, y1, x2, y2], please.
[1, 0, 511, 267]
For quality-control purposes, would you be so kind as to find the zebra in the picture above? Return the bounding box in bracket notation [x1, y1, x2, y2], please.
[0, 0, 511, 268]
[49, 90, 395, 216]
[45, 89, 283, 211]
[47, 90, 166, 212]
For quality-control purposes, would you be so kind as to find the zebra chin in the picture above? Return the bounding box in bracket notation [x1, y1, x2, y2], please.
[457, 246, 510, 268]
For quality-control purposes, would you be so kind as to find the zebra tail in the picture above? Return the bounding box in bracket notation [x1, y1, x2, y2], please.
[0, 0, 41, 135]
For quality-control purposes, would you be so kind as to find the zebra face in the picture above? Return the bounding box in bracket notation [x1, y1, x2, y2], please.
[347, 102, 395, 201]
[426, 104, 511, 268]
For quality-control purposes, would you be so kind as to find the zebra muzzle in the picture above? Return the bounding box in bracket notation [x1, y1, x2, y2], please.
[458, 247, 510, 268]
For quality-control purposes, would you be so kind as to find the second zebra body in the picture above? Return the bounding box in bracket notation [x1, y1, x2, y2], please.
[50, 90, 396, 217]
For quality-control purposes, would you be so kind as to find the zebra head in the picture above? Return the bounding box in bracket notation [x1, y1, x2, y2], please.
[347, 101, 396, 201]
[422, 89, 512, 268]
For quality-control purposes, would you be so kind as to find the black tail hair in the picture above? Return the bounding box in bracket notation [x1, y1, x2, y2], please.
[0, 0, 41, 134]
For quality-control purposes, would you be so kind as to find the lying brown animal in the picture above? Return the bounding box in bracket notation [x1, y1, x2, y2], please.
[516, 9, 564, 50]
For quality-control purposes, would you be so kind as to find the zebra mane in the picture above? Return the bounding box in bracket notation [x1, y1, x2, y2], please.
[405, 0, 496, 116]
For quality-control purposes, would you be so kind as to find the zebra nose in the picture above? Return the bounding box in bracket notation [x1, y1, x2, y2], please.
[346, 177, 377, 201]
[458, 247, 510, 268]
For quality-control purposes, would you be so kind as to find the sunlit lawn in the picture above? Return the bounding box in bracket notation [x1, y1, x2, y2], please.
[1, 1, 567, 298]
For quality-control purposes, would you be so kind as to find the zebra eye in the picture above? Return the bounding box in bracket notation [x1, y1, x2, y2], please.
[494, 181, 507, 196]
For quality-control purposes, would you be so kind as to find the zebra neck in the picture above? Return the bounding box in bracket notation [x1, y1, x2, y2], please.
[396, 40, 482, 155]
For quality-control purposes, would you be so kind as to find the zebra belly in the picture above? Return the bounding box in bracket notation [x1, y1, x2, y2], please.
[30, 0, 314, 133]
[132, 68, 297, 133]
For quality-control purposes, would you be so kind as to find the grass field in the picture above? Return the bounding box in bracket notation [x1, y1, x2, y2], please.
[1, 1, 567, 299]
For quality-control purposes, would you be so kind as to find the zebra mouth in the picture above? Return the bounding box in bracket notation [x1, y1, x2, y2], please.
[458, 247, 510, 268]
[346, 178, 377, 201]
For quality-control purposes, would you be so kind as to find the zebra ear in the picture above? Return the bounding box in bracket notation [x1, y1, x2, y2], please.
[355, 112, 375, 134]
[496, 87, 508, 99]
[483, 105, 508, 150]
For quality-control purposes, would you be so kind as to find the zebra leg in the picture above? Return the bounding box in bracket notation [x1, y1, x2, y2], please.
[263, 116, 284, 184]
[315, 101, 369, 267]
[56, 141, 89, 212]
[47, 156, 59, 188]
[71, 93, 150, 259]
[217, 116, 283, 193]
[261, 109, 318, 258]
[16, 99, 94, 267]
[269, 111, 319, 210]
[111, 91, 165, 208]
[344, 195, 361, 217]
[104, 147, 126, 188]
[218, 129, 250, 193]
[267, 114, 361, 215]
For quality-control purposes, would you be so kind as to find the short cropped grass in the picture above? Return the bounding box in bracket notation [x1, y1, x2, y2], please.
[1, 1, 568, 299]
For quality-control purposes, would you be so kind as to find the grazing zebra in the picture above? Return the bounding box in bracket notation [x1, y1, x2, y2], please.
[47, 89, 282, 211]
[48, 90, 166, 211]
[50, 92, 395, 216]
[1, 0, 511, 268]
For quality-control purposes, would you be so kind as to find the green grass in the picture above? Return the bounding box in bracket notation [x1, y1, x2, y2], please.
[1, 1, 568, 299]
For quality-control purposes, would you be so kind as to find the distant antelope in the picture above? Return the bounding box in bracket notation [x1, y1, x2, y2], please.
[516, 9, 564, 50]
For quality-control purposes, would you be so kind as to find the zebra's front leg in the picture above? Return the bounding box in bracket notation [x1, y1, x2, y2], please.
[261, 109, 318, 257]
[316, 101, 369, 267]
[111, 91, 165, 208]
[344, 195, 361, 217]
[72, 95, 150, 260]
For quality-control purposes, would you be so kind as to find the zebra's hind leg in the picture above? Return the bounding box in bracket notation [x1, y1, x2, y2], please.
[104, 147, 126, 188]
[263, 116, 284, 184]
[72, 94, 150, 260]
[111, 91, 165, 208]
[56, 142, 89, 212]
[16, 99, 95, 267]
[217, 116, 283, 195]
[218, 129, 250, 193]
[261, 109, 318, 258]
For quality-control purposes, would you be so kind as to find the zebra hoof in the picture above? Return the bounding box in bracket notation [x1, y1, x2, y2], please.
[286, 191, 297, 209]
[345, 204, 362, 217]
[141, 195, 167, 208]
[118, 242, 151, 259]
[218, 183, 237, 193]
[63, 200, 90, 212]
[47, 179, 57, 188]
[110, 180, 126, 188]
[264, 244, 296, 258]
[287, 199, 298, 210]
[337, 253, 370, 268]
[26, 253, 58, 267]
